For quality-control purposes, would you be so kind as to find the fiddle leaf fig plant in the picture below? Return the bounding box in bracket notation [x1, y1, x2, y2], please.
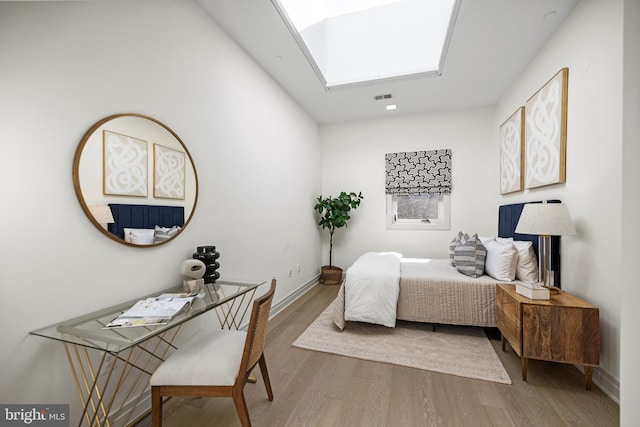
[314, 191, 364, 266]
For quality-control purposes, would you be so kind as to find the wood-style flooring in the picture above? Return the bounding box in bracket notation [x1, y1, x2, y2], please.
[137, 283, 619, 427]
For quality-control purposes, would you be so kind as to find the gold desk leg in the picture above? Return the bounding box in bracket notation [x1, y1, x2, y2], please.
[62, 326, 183, 426]
[64, 342, 104, 427]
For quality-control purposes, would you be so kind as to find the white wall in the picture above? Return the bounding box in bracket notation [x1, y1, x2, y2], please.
[319, 107, 498, 269]
[621, 0, 640, 424]
[0, 1, 320, 425]
[495, 0, 623, 402]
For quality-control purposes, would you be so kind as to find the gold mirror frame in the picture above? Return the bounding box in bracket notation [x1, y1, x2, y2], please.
[73, 113, 199, 247]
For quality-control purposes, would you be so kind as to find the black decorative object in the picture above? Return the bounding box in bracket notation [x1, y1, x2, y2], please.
[193, 246, 220, 284]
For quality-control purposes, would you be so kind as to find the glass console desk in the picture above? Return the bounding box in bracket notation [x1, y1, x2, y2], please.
[30, 279, 264, 427]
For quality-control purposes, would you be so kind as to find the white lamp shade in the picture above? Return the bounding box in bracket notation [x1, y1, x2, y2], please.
[515, 202, 576, 236]
[88, 206, 115, 224]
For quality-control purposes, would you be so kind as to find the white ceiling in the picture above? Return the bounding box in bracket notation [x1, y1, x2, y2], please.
[197, 0, 579, 124]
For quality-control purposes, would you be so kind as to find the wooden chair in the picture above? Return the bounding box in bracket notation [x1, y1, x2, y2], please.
[150, 279, 276, 427]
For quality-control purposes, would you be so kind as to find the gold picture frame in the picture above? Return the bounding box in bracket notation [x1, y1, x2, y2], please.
[524, 67, 568, 189]
[102, 130, 148, 196]
[499, 107, 525, 194]
[153, 143, 186, 200]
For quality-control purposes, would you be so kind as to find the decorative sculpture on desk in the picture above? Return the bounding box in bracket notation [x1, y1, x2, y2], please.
[180, 259, 205, 293]
[192, 245, 221, 284]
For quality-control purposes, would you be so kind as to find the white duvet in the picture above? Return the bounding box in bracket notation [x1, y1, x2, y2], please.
[343, 251, 402, 328]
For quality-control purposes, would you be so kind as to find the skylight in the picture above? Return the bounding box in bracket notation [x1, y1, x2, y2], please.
[273, 0, 459, 89]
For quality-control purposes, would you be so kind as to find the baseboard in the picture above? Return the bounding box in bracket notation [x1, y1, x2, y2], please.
[232, 275, 319, 332]
[270, 274, 320, 319]
[576, 364, 620, 404]
[111, 391, 151, 427]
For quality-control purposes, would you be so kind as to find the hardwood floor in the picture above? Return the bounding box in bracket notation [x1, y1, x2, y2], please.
[138, 283, 619, 427]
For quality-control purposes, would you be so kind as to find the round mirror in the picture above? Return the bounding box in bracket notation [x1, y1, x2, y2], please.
[73, 113, 198, 247]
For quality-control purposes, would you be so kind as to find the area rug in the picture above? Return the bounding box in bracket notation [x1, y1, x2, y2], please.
[292, 306, 512, 384]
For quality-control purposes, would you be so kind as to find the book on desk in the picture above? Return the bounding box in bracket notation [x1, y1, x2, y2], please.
[105, 293, 197, 328]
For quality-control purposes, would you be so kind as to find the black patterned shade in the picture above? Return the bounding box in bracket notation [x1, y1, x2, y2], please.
[385, 149, 452, 195]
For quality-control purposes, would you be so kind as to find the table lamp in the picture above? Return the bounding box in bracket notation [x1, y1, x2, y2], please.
[88, 205, 115, 225]
[514, 201, 576, 288]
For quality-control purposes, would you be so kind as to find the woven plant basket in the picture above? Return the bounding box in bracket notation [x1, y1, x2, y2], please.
[319, 266, 343, 285]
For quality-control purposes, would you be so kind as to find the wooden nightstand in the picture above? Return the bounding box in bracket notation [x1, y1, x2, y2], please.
[495, 283, 600, 390]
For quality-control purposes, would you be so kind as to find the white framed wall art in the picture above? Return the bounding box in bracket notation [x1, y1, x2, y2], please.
[524, 67, 568, 189]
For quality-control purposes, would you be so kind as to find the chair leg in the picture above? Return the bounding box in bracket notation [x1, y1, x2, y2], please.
[232, 388, 251, 427]
[151, 387, 162, 427]
[258, 354, 273, 401]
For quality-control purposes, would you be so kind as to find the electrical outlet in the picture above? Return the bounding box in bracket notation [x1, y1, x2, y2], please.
[288, 268, 292, 277]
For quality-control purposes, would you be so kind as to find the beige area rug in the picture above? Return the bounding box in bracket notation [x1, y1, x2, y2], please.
[292, 306, 512, 384]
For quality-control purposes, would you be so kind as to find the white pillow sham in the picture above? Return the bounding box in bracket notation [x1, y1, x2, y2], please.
[496, 236, 514, 245]
[484, 239, 518, 281]
[512, 240, 539, 282]
[478, 236, 495, 246]
[123, 228, 155, 245]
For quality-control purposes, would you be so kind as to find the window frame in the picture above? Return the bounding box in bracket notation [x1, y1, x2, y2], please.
[386, 193, 451, 230]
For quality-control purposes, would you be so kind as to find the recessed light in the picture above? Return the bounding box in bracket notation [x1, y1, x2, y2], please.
[386, 104, 397, 111]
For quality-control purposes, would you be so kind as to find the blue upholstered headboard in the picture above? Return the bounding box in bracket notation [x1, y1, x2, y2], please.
[107, 204, 184, 240]
[498, 200, 562, 287]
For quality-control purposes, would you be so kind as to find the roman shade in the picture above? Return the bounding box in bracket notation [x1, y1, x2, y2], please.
[385, 149, 452, 195]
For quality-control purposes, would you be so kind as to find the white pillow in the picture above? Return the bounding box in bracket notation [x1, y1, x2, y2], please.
[496, 236, 514, 245]
[484, 240, 518, 281]
[479, 236, 495, 246]
[512, 240, 539, 282]
[123, 228, 155, 245]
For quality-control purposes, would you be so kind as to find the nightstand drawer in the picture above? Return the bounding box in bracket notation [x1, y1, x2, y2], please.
[522, 304, 600, 365]
[496, 283, 522, 355]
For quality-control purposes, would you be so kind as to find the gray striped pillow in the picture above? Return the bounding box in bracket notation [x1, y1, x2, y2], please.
[454, 234, 486, 278]
[449, 231, 468, 266]
[154, 225, 181, 243]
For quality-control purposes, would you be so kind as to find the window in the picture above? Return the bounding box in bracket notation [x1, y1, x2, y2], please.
[272, 0, 460, 88]
[386, 194, 450, 230]
[384, 148, 452, 230]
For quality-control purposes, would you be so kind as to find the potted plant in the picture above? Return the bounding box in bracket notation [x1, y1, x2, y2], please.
[314, 191, 364, 285]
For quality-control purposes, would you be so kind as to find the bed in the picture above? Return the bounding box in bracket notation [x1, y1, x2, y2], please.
[107, 203, 184, 244]
[331, 201, 561, 330]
